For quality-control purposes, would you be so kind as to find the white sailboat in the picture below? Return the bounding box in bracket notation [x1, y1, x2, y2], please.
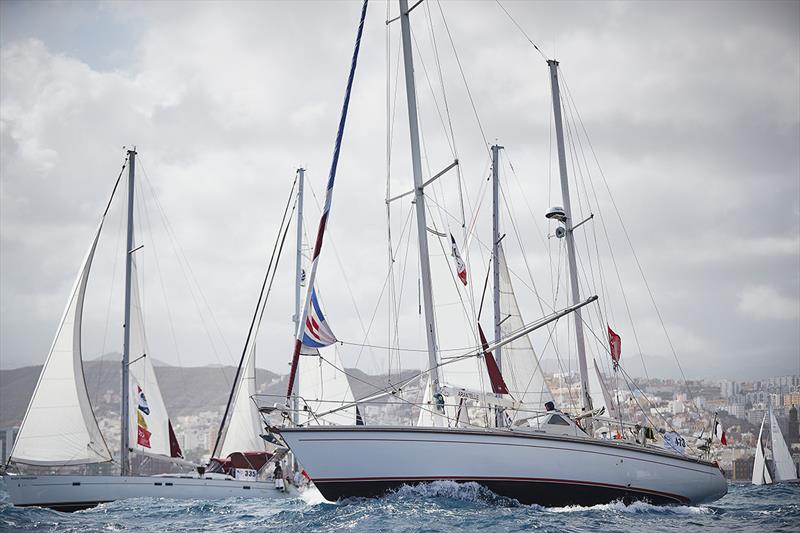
[4, 150, 290, 511]
[277, 0, 728, 506]
[752, 405, 799, 485]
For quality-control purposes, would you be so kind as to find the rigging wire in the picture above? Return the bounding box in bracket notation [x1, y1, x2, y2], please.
[494, 0, 549, 60]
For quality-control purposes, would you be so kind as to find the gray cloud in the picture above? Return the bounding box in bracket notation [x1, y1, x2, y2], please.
[1, 0, 798, 382]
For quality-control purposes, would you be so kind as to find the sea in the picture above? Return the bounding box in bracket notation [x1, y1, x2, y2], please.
[1, 479, 798, 532]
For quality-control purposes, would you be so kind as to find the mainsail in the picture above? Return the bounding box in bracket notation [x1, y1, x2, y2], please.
[752, 413, 772, 485]
[9, 223, 112, 466]
[127, 256, 183, 460]
[769, 406, 798, 482]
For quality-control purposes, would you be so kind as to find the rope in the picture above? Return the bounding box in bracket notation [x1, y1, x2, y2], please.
[494, 0, 549, 60]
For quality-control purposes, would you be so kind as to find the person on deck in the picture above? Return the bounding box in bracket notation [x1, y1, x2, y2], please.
[273, 463, 285, 492]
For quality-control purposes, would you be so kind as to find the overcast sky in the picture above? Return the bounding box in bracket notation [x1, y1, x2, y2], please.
[1, 0, 798, 383]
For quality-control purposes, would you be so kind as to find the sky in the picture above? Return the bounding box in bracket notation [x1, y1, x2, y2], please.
[1, 0, 798, 383]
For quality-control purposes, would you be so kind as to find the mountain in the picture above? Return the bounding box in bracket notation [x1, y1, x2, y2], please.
[0, 360, 421, 428]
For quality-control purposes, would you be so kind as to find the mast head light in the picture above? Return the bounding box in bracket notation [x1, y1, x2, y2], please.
[546, 206, 567, 223]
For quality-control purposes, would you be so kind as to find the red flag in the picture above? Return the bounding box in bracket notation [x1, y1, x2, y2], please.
[607, 325, 621, 369]
[715, 422, 727, 445]
[137, 425, 152, 448]
[450, 234, 467, 286]
[478, 324, 509, 394]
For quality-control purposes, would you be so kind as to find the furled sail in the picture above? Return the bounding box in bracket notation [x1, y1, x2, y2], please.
[769, 406, 798, 482]
[9, 223, 112, 466]
[496, 243, 554, 410]
[216, 338, 266, 457]
[298, 345, 356, 425]
[127, 256, 183, 460]
[752, 413, 772, 485]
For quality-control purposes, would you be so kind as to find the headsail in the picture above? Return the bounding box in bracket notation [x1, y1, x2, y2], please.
[214, 339, 265, 457]
[496, 243, 554, 410]
[769, 406, 798, 482]
[298, 345, 356, 425]
[590, 358, 617, 418]
[752, 413, 772, 485]
[9, 223, 112, 466]
[127, 256, 183, 460]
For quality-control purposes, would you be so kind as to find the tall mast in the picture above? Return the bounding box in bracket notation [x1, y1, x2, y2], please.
[399, 0, 441, 398]
[491, 143, 504, 427]
[292, 168, 305, 428]
[547, 59, 593, 418]
[121, 148, 136, 476]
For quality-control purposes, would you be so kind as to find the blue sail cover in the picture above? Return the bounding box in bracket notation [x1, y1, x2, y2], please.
[301, 288, 337, 348]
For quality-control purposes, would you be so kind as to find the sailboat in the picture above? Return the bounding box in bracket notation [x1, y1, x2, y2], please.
[4, 150, 291, 511]
[275, 0, 728, 506]
[752, 405, 799, 485]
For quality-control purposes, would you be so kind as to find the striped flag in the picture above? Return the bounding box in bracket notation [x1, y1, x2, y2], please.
[301, 288, 337, 348]
[450, 233, 467, 286]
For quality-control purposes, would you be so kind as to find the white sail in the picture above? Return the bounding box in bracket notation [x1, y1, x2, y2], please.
[752, 413, 771, 485]
[216, 340, 266, 457]
[416, 374, 448, 427]
[298, 345, 356, 425]
[590, 358, 617, 418]
[10, 223, 112, 466]
[497, 243, 554, 410]
[769, 406, 798, 482]
[127, 256, 181, 460]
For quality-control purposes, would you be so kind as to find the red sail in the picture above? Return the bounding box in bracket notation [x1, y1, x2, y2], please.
[168, 420, 184, 458]
[478, 324, 509, 395]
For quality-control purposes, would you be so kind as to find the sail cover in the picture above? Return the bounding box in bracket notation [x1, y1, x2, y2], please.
[10, 223, 113, 465]
[496, 243, 554, 410]
[127, 256, 183, 459]
[769, 407, 798, 481]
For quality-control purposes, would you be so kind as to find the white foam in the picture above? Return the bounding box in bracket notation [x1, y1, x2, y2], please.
[548, 500, 711, 515]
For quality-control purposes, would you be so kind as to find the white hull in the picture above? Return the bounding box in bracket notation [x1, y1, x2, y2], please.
[4, 473, 294, 512]
[280, 426, 728, 506]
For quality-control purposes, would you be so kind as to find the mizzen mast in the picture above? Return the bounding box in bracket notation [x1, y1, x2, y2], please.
[546, 60, 593, 420]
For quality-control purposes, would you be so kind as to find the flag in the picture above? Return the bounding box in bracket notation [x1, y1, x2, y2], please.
[715, 421, 727, 445]
[607, 325, 621, 369]
[301, 288, 337, 348]
[450, 233, 467, 286]
[137, 385, 150, 415]
[137, 425, 152, 448]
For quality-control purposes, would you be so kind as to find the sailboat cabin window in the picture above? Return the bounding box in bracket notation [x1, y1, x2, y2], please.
[547, 414, 570, 426]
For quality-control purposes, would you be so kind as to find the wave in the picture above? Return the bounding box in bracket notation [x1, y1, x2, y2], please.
[546, 499, 712, 515]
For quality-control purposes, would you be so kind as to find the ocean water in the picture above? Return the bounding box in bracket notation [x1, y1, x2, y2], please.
[1, 478, 798, 532]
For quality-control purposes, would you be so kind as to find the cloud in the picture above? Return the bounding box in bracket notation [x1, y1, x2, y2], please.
[737, 285, 800, 321]
[0, 0, 798, 383]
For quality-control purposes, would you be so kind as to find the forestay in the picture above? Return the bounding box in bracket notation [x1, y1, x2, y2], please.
[9, 223, 112, 466]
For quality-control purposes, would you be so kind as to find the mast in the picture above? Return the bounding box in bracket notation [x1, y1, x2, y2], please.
[292, 168, 304, 430]
[399, 0, 441, 399]
[289, 168, 304, 471]
[121, 148, 136, 476]
[491, 143, 504, 427]
[547, 60, 593, 419]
